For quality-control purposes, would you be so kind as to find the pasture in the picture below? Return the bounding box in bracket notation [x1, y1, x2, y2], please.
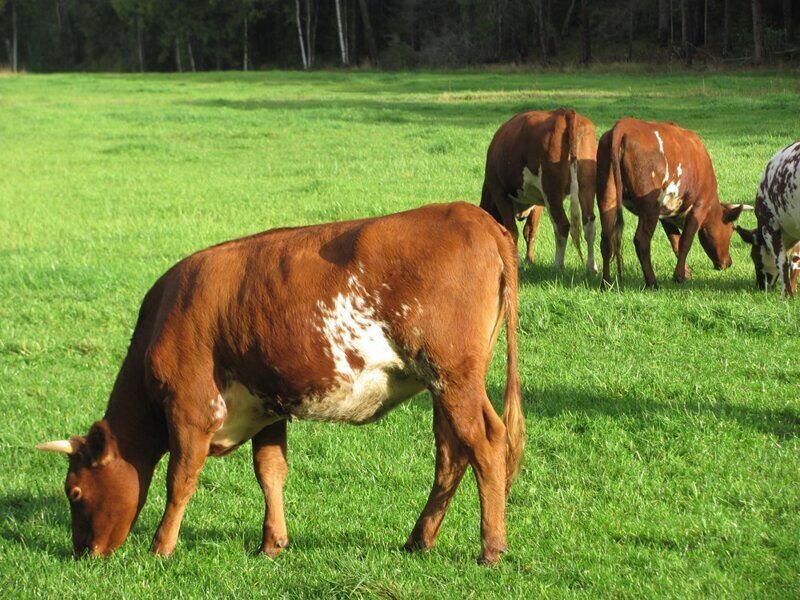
[1, 70, 799, 598]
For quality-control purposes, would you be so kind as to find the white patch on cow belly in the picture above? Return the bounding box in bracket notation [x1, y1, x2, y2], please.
[510, 165, 545, 218]
[301, 275, 425, 424]
[210, 382, 281, 450]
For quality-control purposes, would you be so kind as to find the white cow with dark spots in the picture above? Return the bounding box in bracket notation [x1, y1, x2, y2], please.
[736, 141, 800, 297]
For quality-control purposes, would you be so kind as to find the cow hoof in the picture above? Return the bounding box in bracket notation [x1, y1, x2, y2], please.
[403, 537, 434, 553]
[477, 546, 507, 566]
[673, 268, 691, 283]
[260, 538, 289, 558]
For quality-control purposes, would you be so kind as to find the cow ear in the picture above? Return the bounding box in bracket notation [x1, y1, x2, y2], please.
[86, 421, 115, 467]
[735, 226, 757, 245]
[722, 203, 747, 224]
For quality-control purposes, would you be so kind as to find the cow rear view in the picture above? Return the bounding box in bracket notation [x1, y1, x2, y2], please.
[37, 202, 524, 566]
[481, 108, 598, 273]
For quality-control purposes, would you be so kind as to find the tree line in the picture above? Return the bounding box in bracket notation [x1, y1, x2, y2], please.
[0, 0, 796, 73]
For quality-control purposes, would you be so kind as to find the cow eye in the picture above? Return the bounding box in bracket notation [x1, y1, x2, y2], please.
[68, 487, 82, 502]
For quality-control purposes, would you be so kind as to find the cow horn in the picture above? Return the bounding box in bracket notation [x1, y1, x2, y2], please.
[36, 439, 80, 454]
[738, 204, 755, 211]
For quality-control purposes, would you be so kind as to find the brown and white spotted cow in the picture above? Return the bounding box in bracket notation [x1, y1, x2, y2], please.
[36, 202, 525, 566]
[480, 108, 598, 272]
[736, 141, 800, 298]
[597, 118, 749, 289]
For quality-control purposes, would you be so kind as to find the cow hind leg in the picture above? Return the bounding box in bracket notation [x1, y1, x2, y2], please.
[633, 207, 660, 289]
[252, 420, 289, 558]
[405, 401, 469, 553]
[545, 195, 571, 270]
[151, 414, 213, 556]
[438, 378, 509, 565]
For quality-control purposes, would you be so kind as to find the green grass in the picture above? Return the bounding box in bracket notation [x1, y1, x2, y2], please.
[1, 69, 799, 598]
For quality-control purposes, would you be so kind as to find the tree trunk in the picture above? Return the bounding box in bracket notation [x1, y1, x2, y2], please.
[537, 0, 548, 64]
[580, 0, 591, 64]
[305, 0, 312, 67]
[680, 0, 692, 65]
[658, 0, 669, 45]
[295, 0, 308, 69]
[670, 0, 674, 45]
[11, 0, 18, 73]
[357, 0, 379, 66]
[703, 0, 708, 46]
[56, 0, 74, 70]
[335, 0, 349, 65]
[187, 40, 196, 72]
[628, 0, 634, 61]
[723, 0, 731, 54]
[243, 15, 249, 71]
[783, 0, 793, 43]
[752, 0, 765, 63]
[560, 0, 577, 38]
[175, 37, 183, 72]
[136, 18, 144, 72]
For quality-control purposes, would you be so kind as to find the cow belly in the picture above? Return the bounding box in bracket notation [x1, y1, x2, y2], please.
[293, 366, 425, 425]
[210, 381, 282, 455]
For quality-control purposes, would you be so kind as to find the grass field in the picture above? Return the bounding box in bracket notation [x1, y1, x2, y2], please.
[1, 69, 799, 598]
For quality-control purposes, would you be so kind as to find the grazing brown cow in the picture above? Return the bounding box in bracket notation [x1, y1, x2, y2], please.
[480, 108, 598, 272]
[36, 202, 525, 566]
[736, 140, 800, 298]
[596, 118, 748, 289]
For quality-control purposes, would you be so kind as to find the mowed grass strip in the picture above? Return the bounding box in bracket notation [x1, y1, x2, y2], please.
[1, 70, 799, 598]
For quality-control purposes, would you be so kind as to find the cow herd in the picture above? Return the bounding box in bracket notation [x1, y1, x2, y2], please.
[35, 108, 798, 565]
[481, 108, 800, 296]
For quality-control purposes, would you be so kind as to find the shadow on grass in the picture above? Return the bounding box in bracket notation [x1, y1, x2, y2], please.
[0, 491, 73, 558]
[480, 383, 800, 440]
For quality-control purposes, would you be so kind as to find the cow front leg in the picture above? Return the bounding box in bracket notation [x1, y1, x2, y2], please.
[673, 213, 701, 283]
[405, 402, 468, 552]
[151, 422, 212, 556]
[662, 220, 691, 280]
[522, 206, 544, 264]
[252, 420, 289, 558]
[633, 209, 660, 288]
[438, 379, 508, 566]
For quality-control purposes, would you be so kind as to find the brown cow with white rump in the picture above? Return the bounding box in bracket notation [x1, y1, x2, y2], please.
[36, 202, 524, 566]
[480, 108, 598, 272]
[597, 118, 749, 289]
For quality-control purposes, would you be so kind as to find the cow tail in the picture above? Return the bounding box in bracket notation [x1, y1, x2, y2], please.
[611, 130, 625, 279]
[498, 228, 525, 494]
[566, 109, 585, 264]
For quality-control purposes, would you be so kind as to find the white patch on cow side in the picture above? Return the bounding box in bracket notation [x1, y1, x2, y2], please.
[653, 130, 684, 216]
[654, 130, 665, 154]
[510, 165, 545, 218]
[210, 382, 281, 451]
[299, 275, 425, 424]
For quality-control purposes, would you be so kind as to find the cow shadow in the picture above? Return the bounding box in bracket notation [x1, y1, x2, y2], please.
[483, 382, 800, 441]
[0, 490, 74, 558]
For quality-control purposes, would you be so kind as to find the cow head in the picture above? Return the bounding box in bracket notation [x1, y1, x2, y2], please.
[37, 420, 142, 557]
[697, 203, 749, 270]
[734, 226, 779, 290]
